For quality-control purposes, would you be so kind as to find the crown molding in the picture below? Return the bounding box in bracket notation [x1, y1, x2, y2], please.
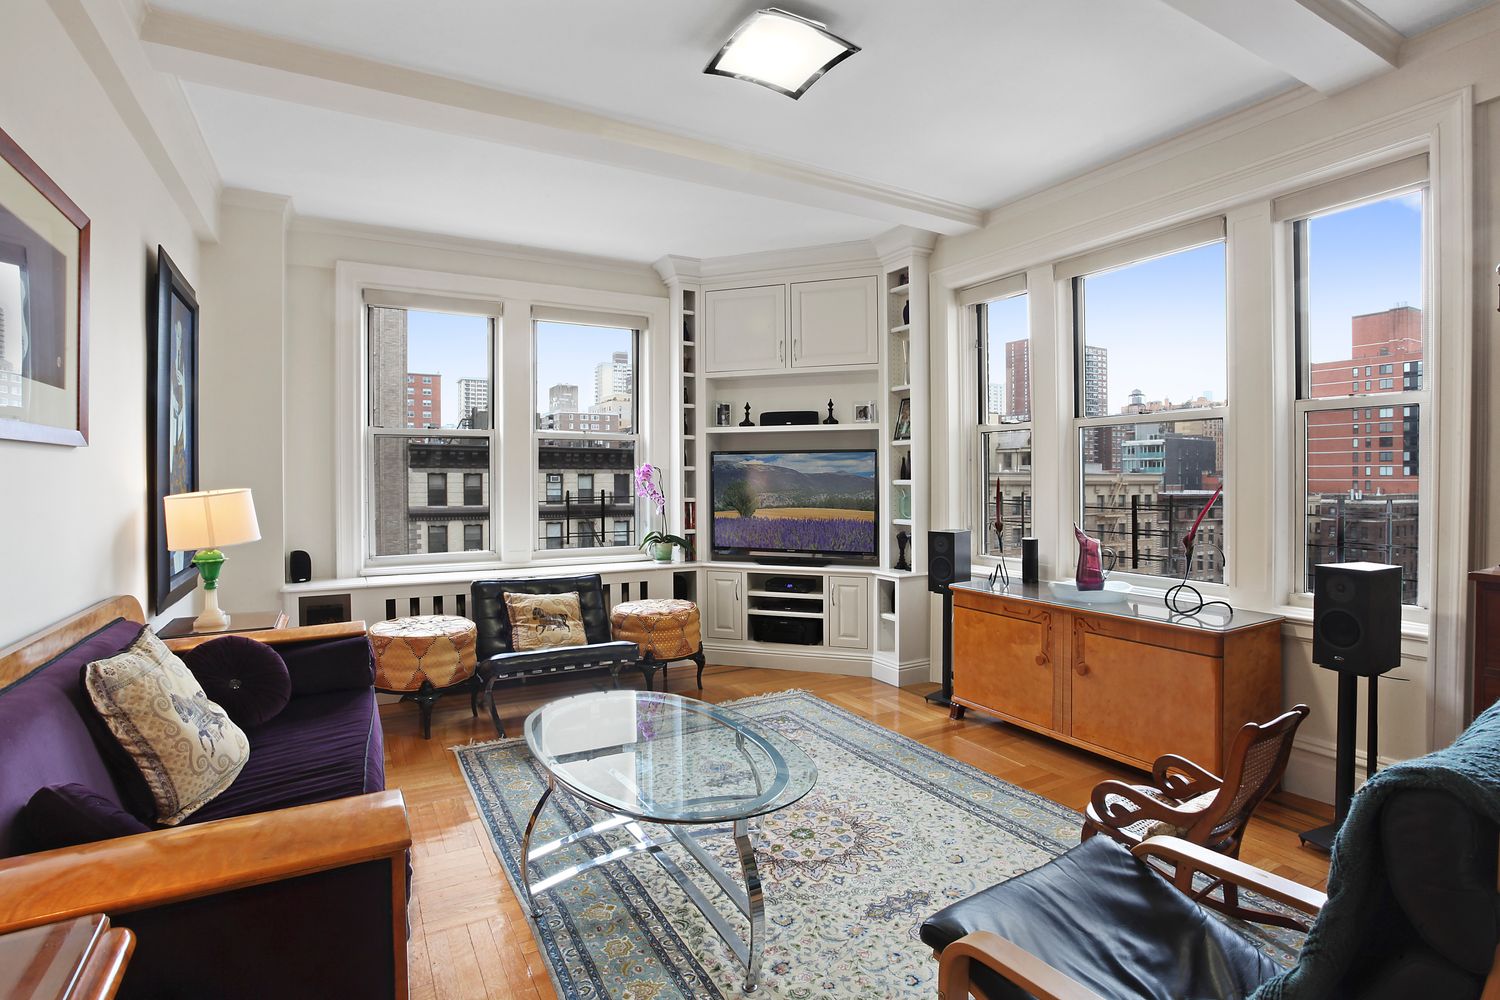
[693, 240, 879, 284]
[653, 255, 702, 285]
[871, 226, 939, 265]
[140, 9, 982, 236]
[289, 215, 660, 281]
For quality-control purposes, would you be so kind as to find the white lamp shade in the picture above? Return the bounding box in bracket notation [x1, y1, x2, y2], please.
[163, 489, 261, 551]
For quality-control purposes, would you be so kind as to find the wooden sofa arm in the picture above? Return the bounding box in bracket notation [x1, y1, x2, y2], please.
[164, 620, 369, 653]
[0, 790, 409, 933]
[938, 930, 1108, 1000]
[1133, 835, 1326, 919]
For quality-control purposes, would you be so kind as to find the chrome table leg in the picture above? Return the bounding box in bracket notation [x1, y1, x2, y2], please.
[733, 817, 765, 994]
[519, 778, 554, 915]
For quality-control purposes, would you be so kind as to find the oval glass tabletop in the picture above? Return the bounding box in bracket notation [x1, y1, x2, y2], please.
[524, 690, 816, 824]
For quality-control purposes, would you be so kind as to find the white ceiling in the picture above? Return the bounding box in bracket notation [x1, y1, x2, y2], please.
[181, 83, 887, 261]
[147, 0, 1494, 262]
[1362, 0, 1491, 33]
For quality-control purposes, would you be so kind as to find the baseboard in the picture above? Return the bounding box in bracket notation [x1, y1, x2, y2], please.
[703, 641, 875, 678]
[872, 658, 931, 688]
[1282, 734, 1399, 803]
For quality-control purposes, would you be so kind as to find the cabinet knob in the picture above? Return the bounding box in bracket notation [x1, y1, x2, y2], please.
[1034, 653, 1048, 667]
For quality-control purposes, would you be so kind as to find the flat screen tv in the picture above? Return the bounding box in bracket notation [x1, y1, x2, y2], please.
[710, 449, 878, 563]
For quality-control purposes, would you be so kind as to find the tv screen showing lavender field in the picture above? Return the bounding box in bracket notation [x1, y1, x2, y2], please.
[711, 451, 877, 555]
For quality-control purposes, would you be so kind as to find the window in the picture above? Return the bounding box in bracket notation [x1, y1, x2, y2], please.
[1065, 221, 1228, 583]
[965, 275, 1030, 558]
[463, 524, 483, 551]
[366, 303, 493, 560]
[533, 316, 640, 552]
[464, 473, 483, 506]
[1289, 170, 1427, 605]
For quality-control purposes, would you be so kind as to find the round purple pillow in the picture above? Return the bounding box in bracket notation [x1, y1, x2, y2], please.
[179, 635, 291, 729]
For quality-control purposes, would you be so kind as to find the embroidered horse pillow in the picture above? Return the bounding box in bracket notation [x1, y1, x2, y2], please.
[503, 592, 587, 652]
[85, 628, 250, 825]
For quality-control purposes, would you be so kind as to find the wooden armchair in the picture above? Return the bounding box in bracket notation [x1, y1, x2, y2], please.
[1082, 705, 1309, 929]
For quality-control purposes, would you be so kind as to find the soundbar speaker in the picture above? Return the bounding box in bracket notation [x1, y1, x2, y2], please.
[759, 410, 819, 426]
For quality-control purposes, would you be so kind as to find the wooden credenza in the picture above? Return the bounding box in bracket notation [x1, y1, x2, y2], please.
[950, 581, 1284, 773]
[1472, 568, 1500, 720]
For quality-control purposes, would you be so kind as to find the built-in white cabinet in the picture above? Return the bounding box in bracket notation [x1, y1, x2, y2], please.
[790, 277, 878, 369]
[704, 276, 877, 375]
[705, 570, 744, 641]
[827, 574, 870, 649]
[704, 285, 786, 375]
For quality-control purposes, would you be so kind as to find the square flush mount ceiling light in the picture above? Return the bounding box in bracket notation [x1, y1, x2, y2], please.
[704, 8, 860, 100]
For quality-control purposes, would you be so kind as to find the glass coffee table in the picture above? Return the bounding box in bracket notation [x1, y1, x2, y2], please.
[521, 689, 817, 993]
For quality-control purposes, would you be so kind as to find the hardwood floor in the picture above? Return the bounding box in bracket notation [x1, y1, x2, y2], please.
[384, 665, 1332, 1000]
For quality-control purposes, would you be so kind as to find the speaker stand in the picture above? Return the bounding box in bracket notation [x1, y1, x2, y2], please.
[1299, 673, 1378, 853]
[924, 588, 955, 709]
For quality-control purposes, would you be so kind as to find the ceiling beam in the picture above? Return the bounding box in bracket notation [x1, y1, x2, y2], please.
[1155, 0, 1403, 93]
[140, 10, 982, 236]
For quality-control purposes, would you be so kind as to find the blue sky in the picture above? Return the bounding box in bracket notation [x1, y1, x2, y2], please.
[405, 315, 631, 426]
[984, 190, 1422, 415]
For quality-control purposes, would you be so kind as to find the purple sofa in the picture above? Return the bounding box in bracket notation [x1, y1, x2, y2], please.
[0, 601, 410, 1000]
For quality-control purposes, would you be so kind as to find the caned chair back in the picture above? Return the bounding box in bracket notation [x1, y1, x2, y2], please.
[1197, 705, 1310, 848]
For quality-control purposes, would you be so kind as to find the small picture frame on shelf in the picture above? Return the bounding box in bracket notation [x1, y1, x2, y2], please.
[853, 401, 876, 423]
[893, 397, 912, 440]
[714, 402, 732, 426]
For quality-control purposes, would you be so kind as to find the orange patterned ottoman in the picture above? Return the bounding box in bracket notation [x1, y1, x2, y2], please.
[368, 615, 479, 739]
[609, 599, 706, 692]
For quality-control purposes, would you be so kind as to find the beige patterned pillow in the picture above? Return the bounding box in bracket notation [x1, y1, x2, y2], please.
[85, 629, 250, 825]
[504, 592, 587, 652]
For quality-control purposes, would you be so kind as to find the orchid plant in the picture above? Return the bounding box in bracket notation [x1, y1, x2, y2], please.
[634, 462, 690, 560]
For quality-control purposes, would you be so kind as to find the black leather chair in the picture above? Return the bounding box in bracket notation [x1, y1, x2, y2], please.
[471, 575, 644, 736]
[923, 786, 1500, 1000]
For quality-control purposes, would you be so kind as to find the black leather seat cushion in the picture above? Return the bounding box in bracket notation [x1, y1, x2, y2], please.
[472, 576, 639, 680]
[1380, 788, 1500, 977]
[920, 837, 1280, 1000]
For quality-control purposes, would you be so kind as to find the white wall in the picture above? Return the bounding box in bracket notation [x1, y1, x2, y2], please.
[0, 1, 203, 646]
[925, 6, 1500, 799]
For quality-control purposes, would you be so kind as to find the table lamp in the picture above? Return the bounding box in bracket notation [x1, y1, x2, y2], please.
[163, 488, 260, 632]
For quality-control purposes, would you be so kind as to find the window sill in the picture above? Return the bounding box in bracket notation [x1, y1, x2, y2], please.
[283, 555, 675, 595]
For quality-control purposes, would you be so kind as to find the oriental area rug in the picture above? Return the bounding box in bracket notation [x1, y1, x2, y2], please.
[454, 690, 1302, 999]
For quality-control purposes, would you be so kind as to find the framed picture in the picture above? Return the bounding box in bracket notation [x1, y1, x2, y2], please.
[893, 397, 912, 440]
[149, 246, 200, 613]
[715, 401, 732, 426]
[853, 400, 876, 423]
[0, 126, 90, 446]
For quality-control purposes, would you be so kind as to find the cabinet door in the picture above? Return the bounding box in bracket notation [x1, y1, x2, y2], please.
[953, 603, 1055, 730]
[789, 276, 878, 369]
[827, 575, 869, 649]
[1069, 618, 1219, 769]
[705, 571, 743, 641]
[705, 285, 787, 374]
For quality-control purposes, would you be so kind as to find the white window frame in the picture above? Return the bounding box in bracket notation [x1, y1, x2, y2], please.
[334, 261, 668, 577]
[530, 312, 643, 560]
[1282, 166, 1433, 612]
[1063, 219, 1231, 591]
[962, 274, 1032, 561]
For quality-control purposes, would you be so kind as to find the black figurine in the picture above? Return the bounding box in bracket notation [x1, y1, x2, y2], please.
[895, 531, 911, 571]
[902, 298, 910, 325]
[898, 453, 910, 480]
[823, 398, 838, 424]
[739, 404, 754, 427]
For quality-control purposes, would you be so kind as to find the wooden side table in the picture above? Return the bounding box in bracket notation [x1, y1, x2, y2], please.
[156, 610, 288, 641]
[1472, 567, 1500, 720]
[0, 914, 133, 999]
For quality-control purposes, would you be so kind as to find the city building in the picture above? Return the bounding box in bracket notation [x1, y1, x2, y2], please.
[548, 383, 579, 414]
[1306, 305, 1423, 496]
[404, 373, 440, 430]
[538, 411, 622, 433]
[1003, 338, 1030, 418]
[1120, 433, 1217, 490]
[457, 377, 488, 428]
[0, 278, 23, 411]
[536, 439, 636, 549]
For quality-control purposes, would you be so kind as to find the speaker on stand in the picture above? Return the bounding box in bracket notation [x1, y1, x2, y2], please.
[923, 529, 971, 709]
[1298, 562, 1403, 852]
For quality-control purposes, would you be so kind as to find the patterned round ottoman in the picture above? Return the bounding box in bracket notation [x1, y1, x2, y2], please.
[609, 599, 705, 692]
[368, 615, 478, 739]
